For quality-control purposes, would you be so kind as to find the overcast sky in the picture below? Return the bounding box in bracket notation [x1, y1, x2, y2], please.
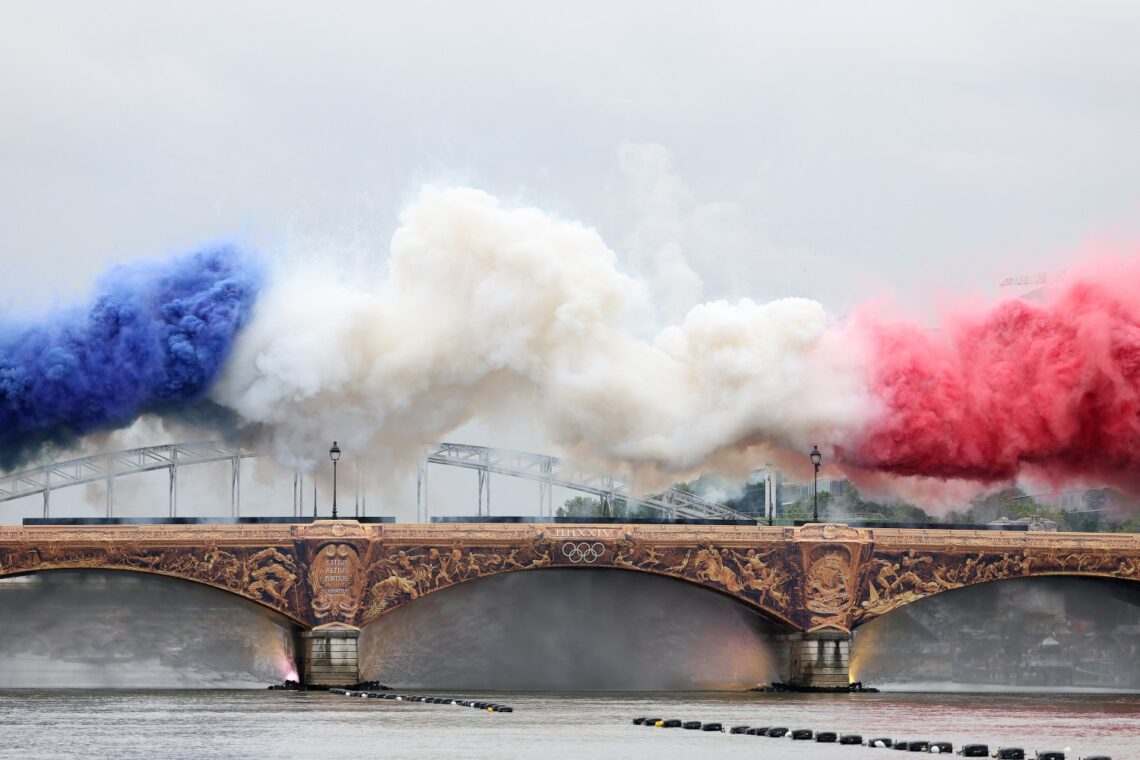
[4, 1, 1140, 314]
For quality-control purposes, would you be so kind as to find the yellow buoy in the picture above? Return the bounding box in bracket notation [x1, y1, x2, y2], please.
[487, 707, 494, 712]
[655, 720, 665, 727]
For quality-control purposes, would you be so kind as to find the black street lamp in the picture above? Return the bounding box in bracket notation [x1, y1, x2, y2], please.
[329, 441, 341, 519]
[810, 445, 822, 523]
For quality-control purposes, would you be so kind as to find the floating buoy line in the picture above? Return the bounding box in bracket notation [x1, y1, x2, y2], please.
[329, 689, 513, 712]
[629, 717, 1110, 759]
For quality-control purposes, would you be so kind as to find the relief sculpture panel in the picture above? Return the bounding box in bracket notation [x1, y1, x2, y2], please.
[308, 542, 365, 623]
[855, 542, 1140, 624]
[1, 524, 1137, 633]
[358, 527, 804, 628]
[0, 539, 304, 623]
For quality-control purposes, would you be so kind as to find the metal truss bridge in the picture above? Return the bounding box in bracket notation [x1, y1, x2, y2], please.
[417, 443, 749, 521]
[0, 441, 749, 522]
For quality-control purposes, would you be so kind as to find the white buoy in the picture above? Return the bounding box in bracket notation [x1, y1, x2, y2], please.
[931, 748, 941, 754]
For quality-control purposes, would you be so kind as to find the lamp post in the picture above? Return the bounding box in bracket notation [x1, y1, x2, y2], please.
[329, 441, 341, 520]
[810, 445, 822, 523]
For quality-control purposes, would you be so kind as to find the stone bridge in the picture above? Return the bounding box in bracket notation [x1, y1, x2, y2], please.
[1, 521, 1137, 688]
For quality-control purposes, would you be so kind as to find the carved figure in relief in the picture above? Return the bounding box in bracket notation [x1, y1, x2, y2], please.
[665, 550, 692, 575]
[463, 551, 484, 579]
[435, 549, 463, 585]
[246, 547, 298, 606]
[637, 547, 663, 569]
[611, 542, 637, 569]
[865, 559, 899, 605]
[693, 546, 743, 593]
[531, 547, 552, 567]
[368, 575, 419, 611]
[249, 562, 297, 606]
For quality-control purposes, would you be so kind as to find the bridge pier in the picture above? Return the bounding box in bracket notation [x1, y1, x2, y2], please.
[777, 631, 851, 690]
[300, 624, 360, 687]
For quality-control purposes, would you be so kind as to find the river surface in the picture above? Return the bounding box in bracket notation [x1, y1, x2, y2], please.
[0, 690, 1136, 759]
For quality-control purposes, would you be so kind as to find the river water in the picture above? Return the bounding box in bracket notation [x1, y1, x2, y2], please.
[0, 690, 1135, 760]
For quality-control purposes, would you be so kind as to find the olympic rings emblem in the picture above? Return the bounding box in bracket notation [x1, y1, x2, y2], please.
[561, 541, 606, 564]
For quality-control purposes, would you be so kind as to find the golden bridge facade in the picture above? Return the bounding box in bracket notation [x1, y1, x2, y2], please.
[1, 520, 1137, 688]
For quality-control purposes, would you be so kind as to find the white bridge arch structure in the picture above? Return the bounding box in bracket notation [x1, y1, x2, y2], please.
[0, 441, 749, 522]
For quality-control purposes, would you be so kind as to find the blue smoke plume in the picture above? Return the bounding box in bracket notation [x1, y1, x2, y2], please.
[0, 246, 262, 469]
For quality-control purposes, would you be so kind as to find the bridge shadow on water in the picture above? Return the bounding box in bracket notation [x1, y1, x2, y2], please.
[852, 576, 1140, 692]
[359, 568, 781, 691]
[0, 570, 298, 688]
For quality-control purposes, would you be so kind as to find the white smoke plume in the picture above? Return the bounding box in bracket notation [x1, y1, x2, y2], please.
[211, 187, 872, 486]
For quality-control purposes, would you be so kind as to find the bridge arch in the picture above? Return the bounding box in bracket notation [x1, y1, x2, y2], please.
[358, 561, 800, 632]
[0, 568, 300, 687]
[354, 531, 806, 631]
[850, 574, 1140, 689]
[853, 538, 1140, 629]
[357, 566, 783, 690]
[0, 540, 308, 627]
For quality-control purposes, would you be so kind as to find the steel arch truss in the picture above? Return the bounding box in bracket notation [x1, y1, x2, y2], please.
[419, 442, 749, 521]
[0, 442, 257, 518]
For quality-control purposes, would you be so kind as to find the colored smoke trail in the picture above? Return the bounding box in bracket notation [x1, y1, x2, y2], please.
[7, 189, 1140, 503]
[849, 261, 1140, 492]
[0, 247, 260, 469]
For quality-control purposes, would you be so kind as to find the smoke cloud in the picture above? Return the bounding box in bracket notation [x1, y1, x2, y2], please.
[8, 189, 1140, 505]
[0, 246, 260, 469]
[212, 187, 871, 478]
[848, 259, 1140, 492]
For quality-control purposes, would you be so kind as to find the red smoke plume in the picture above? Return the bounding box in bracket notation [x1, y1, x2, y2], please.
[848, 259, 1140, 492]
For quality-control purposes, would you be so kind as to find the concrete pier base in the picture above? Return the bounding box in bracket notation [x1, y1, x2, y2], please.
[777, 631, 852, 689]
[301, 624, 360, 687]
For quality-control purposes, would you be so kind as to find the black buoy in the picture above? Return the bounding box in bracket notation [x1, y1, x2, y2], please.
[841, 734, 863, 745]
[931, 742, 953, 753]
[767, 727, 789, 738]
[893, 740, 910, 751]
[730, 726, 750, 734]
[958, 745, 988, 757]
[816, 731, 838, 743]
[792, 729, 813, 740]
[868, 737, 893, 748]
[746, 727, 767, 736]
[632, 718, 646, 725]
[1035, 754, 1065, 760]
[702, 723, 724, 732]
[643, 717, 661, 727]
[1081, 756, 1112, 760]
[908, 740, 930, 752]
[996, 749, 1026, 760]
[682, 721, 702, 730]
[662, 719, 682, 728]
